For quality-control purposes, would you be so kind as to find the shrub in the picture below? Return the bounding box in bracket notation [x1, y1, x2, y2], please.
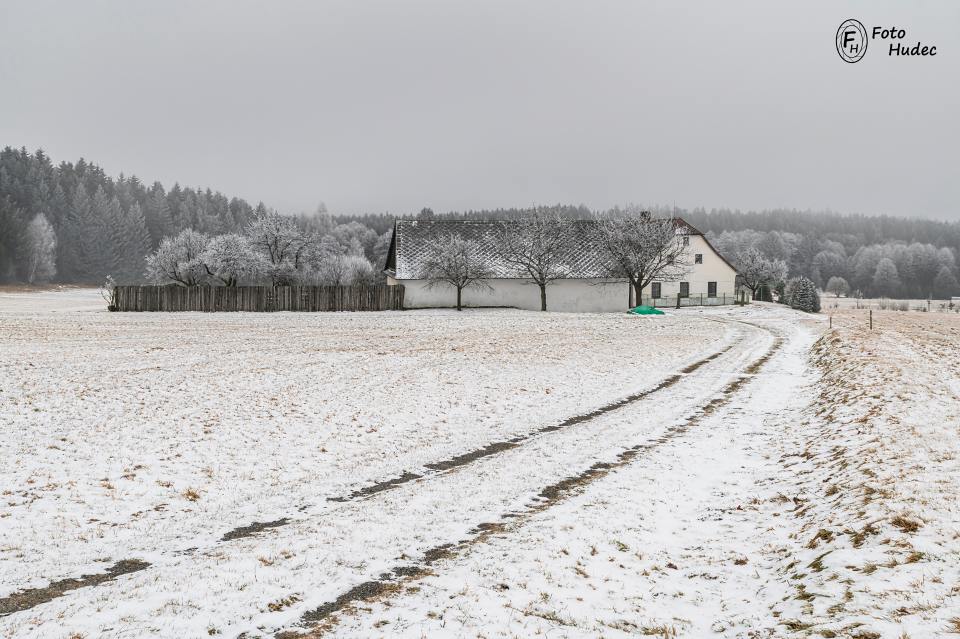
[787, 276, 821, 313]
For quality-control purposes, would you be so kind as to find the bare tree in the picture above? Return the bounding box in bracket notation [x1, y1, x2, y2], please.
[420, 233, 492, 311]
[497, 211, 570, 311]
[591, 212, 690, 304]
[24, 213, 57, 284]
[736, 247, 787, 299]
[144, 229, 209, 286]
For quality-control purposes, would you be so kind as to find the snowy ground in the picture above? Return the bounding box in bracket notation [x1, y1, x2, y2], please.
[1, 290, 957, 638]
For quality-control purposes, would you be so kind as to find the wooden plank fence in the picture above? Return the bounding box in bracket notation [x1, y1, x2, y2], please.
[112, 285, 405, 312]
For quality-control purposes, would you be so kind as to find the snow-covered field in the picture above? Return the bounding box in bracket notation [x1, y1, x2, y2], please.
[1, 290, 957, 638]
[822, 296, 960, 313]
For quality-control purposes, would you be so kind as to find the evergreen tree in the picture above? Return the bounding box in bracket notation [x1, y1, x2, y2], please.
[145, 185, 174, 245]
[95, 189, 124, 278]
[788, 276, 820, 313]
[63, 183, 96, 281]
[121, 201, 152, 281]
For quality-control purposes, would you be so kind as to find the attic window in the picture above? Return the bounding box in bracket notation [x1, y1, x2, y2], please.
[682, 235, 690, 246]
[695, 253, 703, 264]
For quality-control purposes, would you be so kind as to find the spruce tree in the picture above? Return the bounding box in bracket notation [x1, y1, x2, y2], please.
[92, 187, 120, 278]
[145, 185, 173, 245]
[63, 183, 95, 281]
[789, 276, 821, 313]
[122, 201, 152, 281]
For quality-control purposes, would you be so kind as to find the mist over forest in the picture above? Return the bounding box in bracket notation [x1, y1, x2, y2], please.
[1, 146, 958, 299]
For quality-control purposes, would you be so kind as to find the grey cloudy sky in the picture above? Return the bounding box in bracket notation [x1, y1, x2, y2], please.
[1, 1, 957, 219]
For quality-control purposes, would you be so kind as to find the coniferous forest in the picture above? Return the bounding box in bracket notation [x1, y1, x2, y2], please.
[1, 145, 958, 299]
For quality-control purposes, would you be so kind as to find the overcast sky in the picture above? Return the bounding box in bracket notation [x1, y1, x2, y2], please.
[1, 1, 957, 219]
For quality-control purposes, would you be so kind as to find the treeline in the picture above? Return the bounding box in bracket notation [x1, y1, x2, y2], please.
[0, 147, 390, 284]
[2, 145, 958, 298]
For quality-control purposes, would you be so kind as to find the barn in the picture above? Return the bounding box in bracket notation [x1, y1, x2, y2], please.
[383, 218, 738, 312]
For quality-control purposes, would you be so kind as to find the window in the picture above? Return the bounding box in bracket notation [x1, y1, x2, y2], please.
[682, 235, 690, 246]
[679, 282, 689, 298]
[695, 253, 703, 264]
[708, 281, 717, 297]
[651, 282, 661, 299]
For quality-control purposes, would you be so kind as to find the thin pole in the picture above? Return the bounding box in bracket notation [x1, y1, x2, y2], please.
[869, 309, 873, 330]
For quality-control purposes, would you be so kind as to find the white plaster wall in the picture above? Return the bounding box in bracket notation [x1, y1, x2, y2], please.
[639, 235, 737, 299]
[395, 278, 630, 312]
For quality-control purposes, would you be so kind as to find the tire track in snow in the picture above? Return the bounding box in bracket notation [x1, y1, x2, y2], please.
[0, 560, 150, 618]
[324, 338, 739, 503]
[221, 326, 745, 541]
[1, 320, 760, 628]
[277, 320, 784, 638]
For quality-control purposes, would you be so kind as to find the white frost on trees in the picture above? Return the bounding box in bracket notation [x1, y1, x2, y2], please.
[872, 258, 901, 297]
[245, 207, 318, 286]
[787, 276, 821, 313]
[143, 209, 381, 288]
[200, 234, 261, 286]
[736, 247, 788, 299]
[144, 229, 210, 286]
[825, 276, 850, 298]
[24, 213, 57, 284]
[933, 266, 959, 299]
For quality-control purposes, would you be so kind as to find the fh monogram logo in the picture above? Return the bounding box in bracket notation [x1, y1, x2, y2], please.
[837, 19, 868, 63]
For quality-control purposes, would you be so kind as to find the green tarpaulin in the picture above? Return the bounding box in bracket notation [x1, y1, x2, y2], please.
[627, 305, 665, 315]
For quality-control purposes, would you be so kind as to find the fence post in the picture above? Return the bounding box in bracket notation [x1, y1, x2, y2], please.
[869, 309, 873, 330]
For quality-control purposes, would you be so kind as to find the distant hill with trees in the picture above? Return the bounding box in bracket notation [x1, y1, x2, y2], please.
[2, 145, 958, 298]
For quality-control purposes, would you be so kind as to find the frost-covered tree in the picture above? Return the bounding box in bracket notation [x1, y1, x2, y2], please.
[736, 247, 788, 299]
[825, 276, 850, 298]
[788, 276, 820, 313]
[420, 233, 492, 311]
[813, 250, 847, 284]
[24, 213, 57, 284]
[497, 211, 570, 311]
[245, 207, 317, 285]
[592, 212, 690, 303]
[144, 229, 209, 286]
[933, 266, 959, 299]
[200, 234, 260, 286]
[342, 254, 377, 285]
[872, 258, 901, 296]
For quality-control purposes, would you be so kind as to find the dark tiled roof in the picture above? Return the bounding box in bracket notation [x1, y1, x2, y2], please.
[386, 218, 706, 280]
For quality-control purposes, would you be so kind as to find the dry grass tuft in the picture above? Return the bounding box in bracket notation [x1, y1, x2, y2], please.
[890, 515, 921, 533]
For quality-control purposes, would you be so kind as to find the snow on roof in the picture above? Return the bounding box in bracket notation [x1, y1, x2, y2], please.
[386, 218, 706, 280]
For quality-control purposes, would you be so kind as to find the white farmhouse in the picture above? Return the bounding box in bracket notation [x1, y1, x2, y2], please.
[383, 218, 738, 312]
